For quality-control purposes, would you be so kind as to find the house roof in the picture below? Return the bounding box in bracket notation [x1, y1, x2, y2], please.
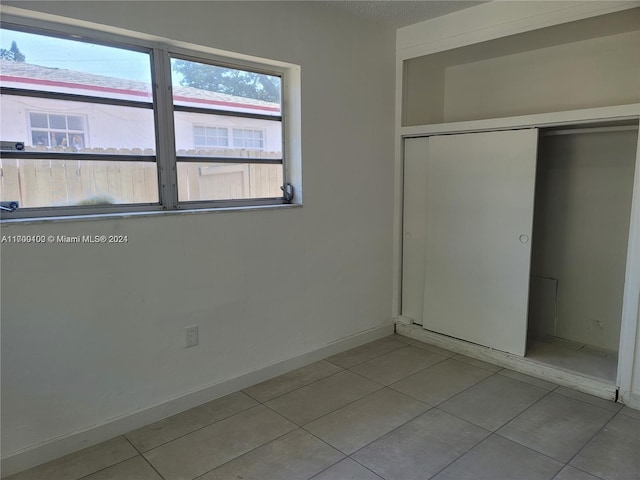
[0, 59, 281, 115]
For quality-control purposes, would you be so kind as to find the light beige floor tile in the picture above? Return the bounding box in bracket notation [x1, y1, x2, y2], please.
[409, 341, 457, 357]
[433, 435, 564, 480]
[432, 434, 563, 480]
[310, 458, 383, 480]
[265, 370, 382, 425]
[570, 414, 640, 480]
[555, 386, 622, 413]
[126, 391, 258, 452]
[200, 429, 343, 480]
[325, 337, 407, 369]
[620, 405, 640, 420]
[81, 456, 162, 480]
[554, 466, 602, 480]
[498, 392, 615, 462]
[498, 369, 558, 391]
[352, 409, 489, 480]
[243, 360, 343, 403]
[350, 346, 446, 385]
[439, 374, 548, 431]
[391, 358, 492, 406]
[452, 354, 502, 372]
[305, 388, 429, 454]
[143, 405, 295, 480]
[5, 437, 137, 480]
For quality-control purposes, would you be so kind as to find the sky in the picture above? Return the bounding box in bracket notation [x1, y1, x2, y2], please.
[0, 27, 155, 83]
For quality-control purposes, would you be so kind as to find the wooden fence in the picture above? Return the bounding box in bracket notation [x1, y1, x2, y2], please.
[0, 150, 283, 208]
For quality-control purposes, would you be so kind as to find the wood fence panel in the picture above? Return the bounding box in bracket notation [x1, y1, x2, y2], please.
[78, 160, 98, 201]
[119, 162, 136, 204]
[186, 164, 202, 201]
[143, 163, 158, 203]
[50, 160, 68, 206]
[64, 160, 84, 206]
[0, 159, 21, 204]
[33, 162, 54, 208]
[105, 162, 122, 203]
[91, 161, 109, 201]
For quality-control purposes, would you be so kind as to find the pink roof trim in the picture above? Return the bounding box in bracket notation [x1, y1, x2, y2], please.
[1, 75, 151, 98]
[1, 75, 281, 113]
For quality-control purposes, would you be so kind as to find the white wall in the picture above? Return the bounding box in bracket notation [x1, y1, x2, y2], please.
[443, 30, 640, 122]
[1, 0, 395, 460]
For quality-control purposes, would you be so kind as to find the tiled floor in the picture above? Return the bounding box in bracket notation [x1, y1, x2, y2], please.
[7, 334, 640, 480]
[527, 335, 618, 382]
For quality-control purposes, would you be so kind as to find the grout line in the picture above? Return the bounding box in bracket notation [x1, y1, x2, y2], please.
[304, 457, 350, 480]
[128, 400, 260, 454]
[435, 375, 553, 432]
[74, 450, 139, 480]
[299, 392, 431, 456]
[561, 408, 621, 472]
[345, 457, 387, 480]
[556, 465, 607, 480]
[250, 366, 347, 404]
[347, 352, 451, 388]
[122, 437, 166, 479]
[189, 426, 299, 480]
[446, 386, 557, 449]
[325, 340, 409, 370]
[424, 432, 497, 480]
[490, 388, 617, 465]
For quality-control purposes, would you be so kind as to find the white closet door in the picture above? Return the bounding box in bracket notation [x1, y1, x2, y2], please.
[423, 129, 538, 356]
[402, 137, 430, 324]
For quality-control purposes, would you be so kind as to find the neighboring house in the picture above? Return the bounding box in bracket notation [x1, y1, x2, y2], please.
[0, 59, 282, 155]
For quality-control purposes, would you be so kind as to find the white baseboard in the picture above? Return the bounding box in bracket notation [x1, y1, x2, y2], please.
[396, 324, 618, 402]
[1, 324, 393, 477]
[619, 390, 640, 410]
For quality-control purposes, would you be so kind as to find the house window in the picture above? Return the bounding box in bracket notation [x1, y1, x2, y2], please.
[29, 113, 86, 148]
[232, 129, 264, 150]
[0, 19, 296, 218]
[193, 126, 228, 148]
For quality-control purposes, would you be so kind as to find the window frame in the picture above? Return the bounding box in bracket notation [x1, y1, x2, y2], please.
[0, 15, 295, 220]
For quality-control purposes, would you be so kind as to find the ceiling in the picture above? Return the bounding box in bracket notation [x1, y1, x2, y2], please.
[325, 1, 487, 28]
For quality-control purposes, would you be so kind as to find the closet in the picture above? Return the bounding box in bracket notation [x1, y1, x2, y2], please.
[397, 6, 640, 393]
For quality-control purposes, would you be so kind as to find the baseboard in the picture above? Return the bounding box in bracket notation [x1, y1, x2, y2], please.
[1, 323, 393, 477]
[619, 390, 640, 410]
[396, 323, 618, 402]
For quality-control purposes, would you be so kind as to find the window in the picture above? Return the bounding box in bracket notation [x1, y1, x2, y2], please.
[194, 126, 228, 148]
[0, 20, 295, 218]
[232, 129, 264, 150]
[29, 112, 86, 148]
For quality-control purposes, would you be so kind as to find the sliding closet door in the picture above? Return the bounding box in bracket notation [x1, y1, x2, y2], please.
[423, 129, 538, 356]
[402, 137, 430, 324]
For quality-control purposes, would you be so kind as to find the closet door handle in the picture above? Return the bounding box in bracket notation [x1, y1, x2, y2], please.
[519, 234, 529, 243]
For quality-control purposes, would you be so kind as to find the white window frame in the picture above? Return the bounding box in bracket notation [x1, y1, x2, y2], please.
[0, 11, 301, 220]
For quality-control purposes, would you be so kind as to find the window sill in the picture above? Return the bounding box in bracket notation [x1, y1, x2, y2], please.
[0, 203, 302, 226]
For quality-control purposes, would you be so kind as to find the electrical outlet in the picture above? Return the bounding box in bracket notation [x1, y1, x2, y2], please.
[185, 325, 199, 347]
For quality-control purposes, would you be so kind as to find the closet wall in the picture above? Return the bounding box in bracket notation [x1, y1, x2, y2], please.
[529, 128, 638, 352]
